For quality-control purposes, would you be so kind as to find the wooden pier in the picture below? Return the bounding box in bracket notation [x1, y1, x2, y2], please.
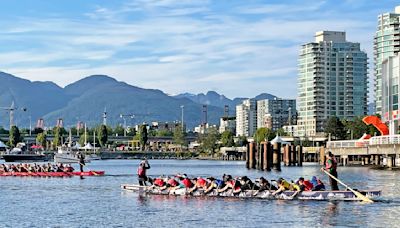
[246, 142, 305, 171]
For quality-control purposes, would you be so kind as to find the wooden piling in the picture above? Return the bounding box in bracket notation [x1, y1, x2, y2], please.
[258, 143, 264, 170]
[249, 142, 256, 169]
[246, 143, 250, 168]
[283, 144, 290, 166]
[290, 145, 296, 166]
[263, 142, 272, 171]
[272, 142, 281, 171]
[297, 145, 303, 166]
[319, 147, 325, 165]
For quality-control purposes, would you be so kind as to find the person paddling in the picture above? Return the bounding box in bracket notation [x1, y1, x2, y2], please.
[321, 151, 339, 190]
[77, 152, 86, 172]
[137, 158, 151, 186]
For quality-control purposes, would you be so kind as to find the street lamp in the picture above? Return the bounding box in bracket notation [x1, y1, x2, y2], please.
[29, 116, 32, 136]
[120, 114, 135, 137]
[180, 105, 184, 133]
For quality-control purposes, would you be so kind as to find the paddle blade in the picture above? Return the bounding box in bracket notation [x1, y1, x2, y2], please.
[354, 191, 374, 203]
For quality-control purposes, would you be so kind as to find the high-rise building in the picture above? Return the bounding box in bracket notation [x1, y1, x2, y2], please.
[375, 6, 400, 114]
[381, 54, 400, 134]
[219, 117, 236, 134]
[236, 99, 257, 137]
[298, 31, 368, 136]
[257, 98, 296, 131]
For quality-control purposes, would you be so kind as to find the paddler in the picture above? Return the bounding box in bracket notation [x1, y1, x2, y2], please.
[137, 158, 151, 186]
[253, 177, 277, 196]
[272, 178, 301, 196]
[188, 177, 208, 194]
[321, 151, 339, 190]
[77, 152, 86, 172]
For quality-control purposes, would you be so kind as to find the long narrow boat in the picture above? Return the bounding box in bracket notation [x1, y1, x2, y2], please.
[121, 184, 381, 201]
[0, 171, 105, 177]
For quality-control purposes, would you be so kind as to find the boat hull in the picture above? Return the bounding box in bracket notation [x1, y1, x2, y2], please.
[3, 154, 49, 162]
[0, 171, 105, 177]
[121, 184, 381, 201]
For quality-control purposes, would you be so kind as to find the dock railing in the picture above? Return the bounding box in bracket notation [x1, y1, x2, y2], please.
[369, 135, 400, 145]
[327, 135, 400, 148]
[327, 139, 370, 148]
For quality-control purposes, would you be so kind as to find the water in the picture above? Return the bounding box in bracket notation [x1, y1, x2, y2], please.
[1, 159, 400, 228]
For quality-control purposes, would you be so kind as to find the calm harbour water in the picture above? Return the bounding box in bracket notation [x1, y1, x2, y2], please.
[0, 159, 399, 228]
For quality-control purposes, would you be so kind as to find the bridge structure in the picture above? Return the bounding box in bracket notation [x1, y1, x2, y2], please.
[327, 135, 400, 167]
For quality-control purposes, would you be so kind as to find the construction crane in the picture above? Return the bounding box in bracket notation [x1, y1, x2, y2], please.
[0, 101, 27, 129]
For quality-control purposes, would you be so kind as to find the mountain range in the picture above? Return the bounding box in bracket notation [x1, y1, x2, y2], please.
[0, 72, 277, 130]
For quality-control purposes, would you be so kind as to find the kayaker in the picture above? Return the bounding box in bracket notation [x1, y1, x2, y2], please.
[321, 151, 339, 190]
[312, 177, 326, 191]
[137, 158, 151, 186]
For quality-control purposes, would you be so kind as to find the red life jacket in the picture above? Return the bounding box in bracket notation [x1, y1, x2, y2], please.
[303, 180, 314, 191]
[197, 178, 206, 187]
[154, 178, 165, 187]
[168, 178, 178, 187]
[137, 167, 145, 177]
[182, 178, 193, 188]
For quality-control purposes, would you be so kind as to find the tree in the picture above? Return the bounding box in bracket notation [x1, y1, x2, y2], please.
[221, 131, 234, 147]
[139, 125, 148, 150]
[235, 135, 248, 147]
[324, 116, 346, 140]
[254, 127, 275, 143]
[173, 126, 186, 146]
[97, 125, 108, 147]
[32, 127, 44, 135]
[199, 127, 219, 156]
[157, 129, 173, 137]
[52, 127, 65, 148]
[0, 126, 9, 134]
[275, 128, 288, 137]
[9, 126, 21, 147]
[114, 125, 125, 136]
[36, 133, 47, 147]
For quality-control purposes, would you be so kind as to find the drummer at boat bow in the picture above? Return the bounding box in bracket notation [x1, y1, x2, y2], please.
[321, 151, 339, 191]
[137, 158, 151, 186]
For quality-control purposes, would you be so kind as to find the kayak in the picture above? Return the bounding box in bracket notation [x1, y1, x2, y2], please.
[0, 171, 105, 177]
[121, 184, 381, 201]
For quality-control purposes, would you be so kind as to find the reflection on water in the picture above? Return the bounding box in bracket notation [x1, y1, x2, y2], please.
[1, 159, 400, 227]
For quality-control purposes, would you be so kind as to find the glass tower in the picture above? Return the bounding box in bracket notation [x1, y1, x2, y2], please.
[298, 31, 368, 136]
[374, 6, 400, 114]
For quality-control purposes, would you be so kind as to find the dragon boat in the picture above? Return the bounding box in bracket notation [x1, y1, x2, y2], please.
[121, 184, 381, 201]
[0, 171, 105, 177]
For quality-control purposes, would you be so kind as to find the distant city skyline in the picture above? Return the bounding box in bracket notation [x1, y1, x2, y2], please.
[0, 0, 399, 99]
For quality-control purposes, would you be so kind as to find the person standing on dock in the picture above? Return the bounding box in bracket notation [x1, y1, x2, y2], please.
[322, 151, 339, 190]
[138, 158, 151, 186]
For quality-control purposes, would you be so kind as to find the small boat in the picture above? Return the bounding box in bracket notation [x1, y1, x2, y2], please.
[0, 171, 105, 177]
[54, 148, 91, 164]
[121, 184, 381, 201]
[3, 147, 49, 162]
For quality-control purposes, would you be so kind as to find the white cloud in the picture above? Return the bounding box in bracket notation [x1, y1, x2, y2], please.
[0, 0, 384, 100]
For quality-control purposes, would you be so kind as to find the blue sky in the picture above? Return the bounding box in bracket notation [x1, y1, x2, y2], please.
[0, 0, 399, 99]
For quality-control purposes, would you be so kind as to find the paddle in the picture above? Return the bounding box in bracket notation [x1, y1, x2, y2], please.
[321, 169, 373, 203]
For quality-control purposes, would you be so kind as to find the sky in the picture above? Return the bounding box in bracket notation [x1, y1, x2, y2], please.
[0, 0, 399, 100]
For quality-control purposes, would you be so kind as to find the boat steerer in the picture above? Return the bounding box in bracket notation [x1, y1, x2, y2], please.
[321, 169, 373, 203]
